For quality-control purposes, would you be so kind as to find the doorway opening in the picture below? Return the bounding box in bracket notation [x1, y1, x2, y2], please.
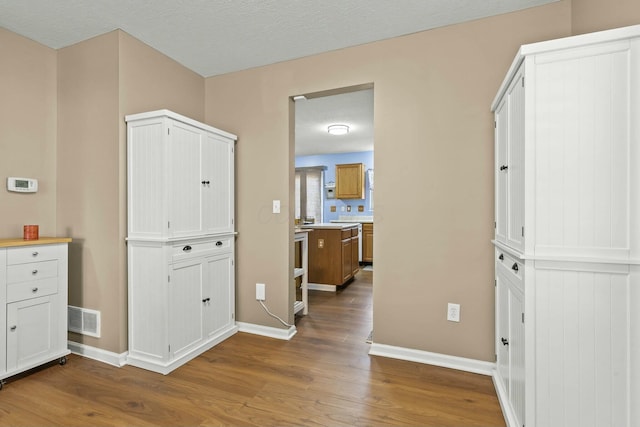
[290, 83, 374, 335]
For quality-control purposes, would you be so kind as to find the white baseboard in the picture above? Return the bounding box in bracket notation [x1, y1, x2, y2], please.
[236, 321, 297, 340]
[67, 340, 128, 367]
[308, 283, 336, 292]
[368, 343, 495, 376]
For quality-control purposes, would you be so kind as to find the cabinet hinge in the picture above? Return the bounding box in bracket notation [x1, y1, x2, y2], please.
[494, 121, 496, 129]
[168, 221, 170, 229]
[522, 77, 525, 87]
[495, 353, 497, 362]
[495, 279, 497, 287]
[168, 275, 170, 283]
[494, 221, 496, 229]
[522, 312, 525, 323]
[231, 218, 234, 225]
[522, 226, 524, 237]
[168, 344, 171, 352]
[167, 128, 170, 135]
[232, 313, 235, 320]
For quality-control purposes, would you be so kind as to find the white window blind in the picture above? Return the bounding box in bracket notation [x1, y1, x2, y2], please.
[295, 167, 324, 223]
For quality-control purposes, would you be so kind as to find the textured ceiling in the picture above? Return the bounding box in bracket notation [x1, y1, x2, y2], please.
[0, 0, 557, 77]
[295, 89, 374, 156]
[1, 0, 557, 155]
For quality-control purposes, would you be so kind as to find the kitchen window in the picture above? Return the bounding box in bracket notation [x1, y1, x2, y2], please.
[295, 167, 324, 224]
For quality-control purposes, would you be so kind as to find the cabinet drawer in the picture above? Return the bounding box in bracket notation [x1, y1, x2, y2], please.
[496, 250, 523, 289]
[341, 230, 352, 240]
[7, 245, 59, 265]
[7, 260, 58, 284]
[7, 277, 58, 303]
[351, 227, 359, 237]
[171, 237, 232, 262]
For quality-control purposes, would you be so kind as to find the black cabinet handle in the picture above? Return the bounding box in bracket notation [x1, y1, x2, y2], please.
[216, 241, 223, 247]
[183, 245, 192, 252]
[202, 297, 211, 304]
[501, 337, 509, 346]
[500, 165, 508, 171]
[201, 180, 210, 185]
[499, 254, 504, 261]
[512, 263, 519, 273]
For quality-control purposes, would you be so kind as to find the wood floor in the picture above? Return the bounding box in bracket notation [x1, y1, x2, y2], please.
[0, 269, 506, 426]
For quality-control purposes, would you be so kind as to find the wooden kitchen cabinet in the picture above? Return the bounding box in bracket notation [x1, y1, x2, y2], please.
[335, 163, 365, 199]
[308, 225, 359, 286]
[362, 223, 373, 263]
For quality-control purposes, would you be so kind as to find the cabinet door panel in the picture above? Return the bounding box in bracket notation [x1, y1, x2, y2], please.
[169, 121, 203, 237]
[336, 163, 364, 199]
[496, 269, 510, 392]
[506, 74, 525, 251]
[351, 236, 359, 275]
[203, 254, 234, 338]
[169, 260, 204, 358]
[6, 295, 56, 371]
[202, 133, 234, 234]
[341, 239, 352, 282]
[495, 100, 508, 244]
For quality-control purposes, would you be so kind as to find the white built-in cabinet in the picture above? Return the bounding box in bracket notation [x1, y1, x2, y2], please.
[492, 25, 640, 427]
[0, 239, 71, 389]
[126, 110, 238, 375]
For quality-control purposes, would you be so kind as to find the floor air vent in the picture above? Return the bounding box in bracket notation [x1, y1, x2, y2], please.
[68, 305, 101, 337]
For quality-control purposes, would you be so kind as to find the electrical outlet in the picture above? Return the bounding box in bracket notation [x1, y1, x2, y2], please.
[447, 303, 460, 322]
[272, 200, 281, 214]
[256, 283, 266, 301]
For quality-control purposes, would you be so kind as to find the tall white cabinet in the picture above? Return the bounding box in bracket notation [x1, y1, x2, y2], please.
[126, 110, 238, 375]
[492, 26, 640, 427]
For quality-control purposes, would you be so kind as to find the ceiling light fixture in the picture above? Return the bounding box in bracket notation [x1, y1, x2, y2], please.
[327, 124, 349, 136]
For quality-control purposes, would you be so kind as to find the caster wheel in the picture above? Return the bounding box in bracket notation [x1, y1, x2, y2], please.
[59, 356, 67, 366]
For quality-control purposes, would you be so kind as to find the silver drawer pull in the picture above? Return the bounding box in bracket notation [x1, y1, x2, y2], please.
[32, 287, 39, 293]
[32, 251, 39, 257]
[10, 326, 16, 332]
[32, 269, 38, 275]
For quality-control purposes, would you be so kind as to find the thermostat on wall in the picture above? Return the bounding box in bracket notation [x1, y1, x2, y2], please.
[7, 177, 38, 193]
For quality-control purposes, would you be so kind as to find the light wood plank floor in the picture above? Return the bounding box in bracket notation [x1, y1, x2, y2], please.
[0, 270, 506, 426]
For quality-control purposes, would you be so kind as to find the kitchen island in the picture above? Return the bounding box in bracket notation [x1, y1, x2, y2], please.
[302, 223, 359, 290]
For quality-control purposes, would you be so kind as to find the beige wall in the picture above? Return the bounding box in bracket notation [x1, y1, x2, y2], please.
[204, 1, 572, 360]
[3, 0, 640, 360]
[572, 0, 640, 34]
[57, 31, 123, 351]
[0, 28, 57, 238]
[57, 30, 204, 353]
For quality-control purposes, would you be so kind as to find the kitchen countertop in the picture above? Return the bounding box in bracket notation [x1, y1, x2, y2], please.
[301, 223, 360, 230]
[329, 216, 373, 224]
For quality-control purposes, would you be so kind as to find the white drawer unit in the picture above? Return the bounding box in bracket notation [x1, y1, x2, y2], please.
[0, 239, 71, 389]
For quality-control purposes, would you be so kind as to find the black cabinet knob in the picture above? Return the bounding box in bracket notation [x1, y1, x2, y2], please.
[183, 245, 192, 252]
[500, 165, 509, 171]
[501, 337, 509, 346]
[216, 241, 223, 247]
[499, 254, 504, 261]
[512, 263, 519, 273]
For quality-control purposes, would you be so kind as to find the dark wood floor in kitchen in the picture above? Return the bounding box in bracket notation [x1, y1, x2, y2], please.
[0, 269, 505, 426]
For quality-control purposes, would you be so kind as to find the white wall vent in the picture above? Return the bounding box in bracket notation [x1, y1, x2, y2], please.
[68, 305, 101, 338]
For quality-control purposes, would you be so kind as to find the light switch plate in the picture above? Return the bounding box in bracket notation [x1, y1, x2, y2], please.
[273, 200, 281, 214]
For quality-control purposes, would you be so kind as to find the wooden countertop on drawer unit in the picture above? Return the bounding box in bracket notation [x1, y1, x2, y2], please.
[0, 237, 72, 248]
